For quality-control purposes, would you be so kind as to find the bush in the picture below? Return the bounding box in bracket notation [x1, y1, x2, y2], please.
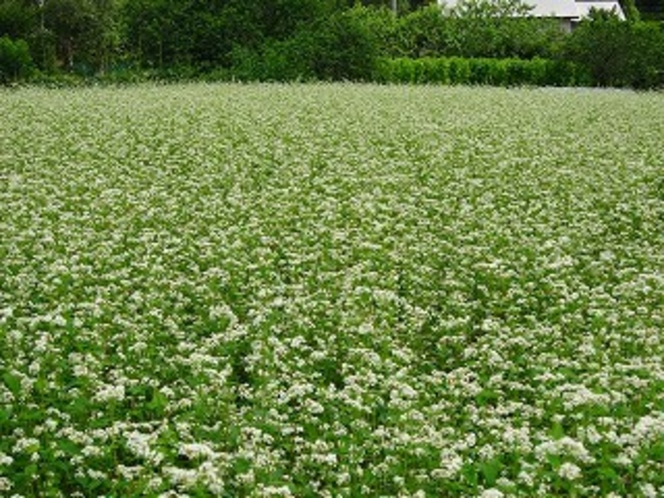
[230, 7, 380, 82]
[627, 21, 664, 88]
[376, 56, 587, 87]
[564, 12, 664, 88]
[305, 8, 380, 81]
[391, 3, 565, 60]
[394, 5, 460, 58]
[230, 40, 315, 82]
[0, 36, 33, 83]
[341, 5, 398, 58]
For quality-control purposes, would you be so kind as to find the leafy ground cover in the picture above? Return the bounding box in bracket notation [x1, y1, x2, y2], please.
[1, 83, 663, 497]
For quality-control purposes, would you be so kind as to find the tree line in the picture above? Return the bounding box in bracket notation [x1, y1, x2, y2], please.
[1, 0, 663, 88]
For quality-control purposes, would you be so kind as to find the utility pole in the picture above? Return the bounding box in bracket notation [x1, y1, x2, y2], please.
[36, 0, 46, 69]
[37, 0, 45, 30]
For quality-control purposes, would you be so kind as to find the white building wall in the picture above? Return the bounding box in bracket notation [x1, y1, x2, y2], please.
[437, 0, 625, 22]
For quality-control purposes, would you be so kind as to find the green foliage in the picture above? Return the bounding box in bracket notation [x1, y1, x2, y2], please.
[341, 4, 398, 56]
[392, 4, 460, 57]
[446, 0, 534, 17]
[230, 41, 315, 82]
[27, 0, 122, 73]
[635, 0, 664, 20]
[0, 0, 663, 87]
[121, 0, 195, 68]
[0, 34, 32, 82]
[0, 0, 37, 39]
[565, 12, 664, 88]
[122, 0, 336, 70]
[230, 7, 380, 82]
[626, 21, 664, 88]
[387, 3, 565, 60]
[44, 0, 96, 69]
[620, 0, 642, 21]
[376, 55, 588, 86]
[305, 7, 381, 81]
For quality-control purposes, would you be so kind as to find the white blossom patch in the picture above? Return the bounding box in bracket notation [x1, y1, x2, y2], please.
[1, 83, 663, 496]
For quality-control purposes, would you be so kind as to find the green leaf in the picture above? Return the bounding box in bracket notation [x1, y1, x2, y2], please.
[2, 373, 21, 396]
[57, 439, 80, 456]
[462, 463, 479, 487]
[550, 421, 565, 440]
[480, 458, 501, 486]
[148, 391, 168, 415]
[0, 407, 10, 425]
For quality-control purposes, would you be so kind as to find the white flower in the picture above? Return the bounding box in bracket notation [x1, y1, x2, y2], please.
[640, 483, 658, 498]
[0, 452, 14, 466]
[257, 484, 294, 497]
[558, 462, 582, 481]
[13, 438, 39, 454]
[93, 383, 125, 403]
[433, 450, 463, 479]
[0, 478, 12, 492]
[535, 437, 593, 464]
[163, 466, 198, 488]
[179, 442, 216, 460]
[125, 431, 162, 464]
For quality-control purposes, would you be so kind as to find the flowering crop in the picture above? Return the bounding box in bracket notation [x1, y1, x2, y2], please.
[1, 83, 663, 497]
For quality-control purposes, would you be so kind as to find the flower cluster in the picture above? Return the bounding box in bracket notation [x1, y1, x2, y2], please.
[1, 83, 663, 496]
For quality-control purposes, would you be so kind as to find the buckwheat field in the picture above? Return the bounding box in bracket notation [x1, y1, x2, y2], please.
[1, 83, 663, 497]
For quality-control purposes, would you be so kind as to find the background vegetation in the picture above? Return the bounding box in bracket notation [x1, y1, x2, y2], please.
[0, 0, 663, 87]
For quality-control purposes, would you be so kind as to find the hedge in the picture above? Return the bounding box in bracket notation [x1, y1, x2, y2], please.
[375, 56, 592, 87]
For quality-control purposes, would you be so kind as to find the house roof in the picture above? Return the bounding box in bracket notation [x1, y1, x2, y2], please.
[439, 0, 625, 20]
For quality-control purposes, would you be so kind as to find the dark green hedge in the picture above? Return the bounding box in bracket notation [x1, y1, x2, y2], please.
[565, 14, 664, 89]
[0, 35, 32, 83]
[375, 56, 591, 87]
[230, 9, 379, 82]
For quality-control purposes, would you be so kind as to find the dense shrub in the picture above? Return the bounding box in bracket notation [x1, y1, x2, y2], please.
[392, 5, 459, 58]
[0, 0, 37, 40]
[376, 56, 589, 87]
[230, 40, 315, 82]
[565, 11, 664, 88]
[306, 8, 380, 81]
[340, 5, 398, 56]
[0, 35, 33, 83]
[325, 4, 565, 61]
[626, 21, 664, 88]
[230, 7, 379, 82]
[388, 3, 565, 60]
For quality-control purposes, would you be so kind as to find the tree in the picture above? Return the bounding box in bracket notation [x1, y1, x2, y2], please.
[565, 9, 664, 88]
[437, 0, 561, 59]
[121, 0, 187, 68]
[0, 34, 33, 82]
[634, 0, 663, 20]
[620, 0, 642, 21]
[87, 0, 123, 73]
[351, 0, 434, 14]
[307, 6, 380, 79]
[447, 0, 533, 18]
[44, 0, 98, 69]
[0, 0, 38, 39]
